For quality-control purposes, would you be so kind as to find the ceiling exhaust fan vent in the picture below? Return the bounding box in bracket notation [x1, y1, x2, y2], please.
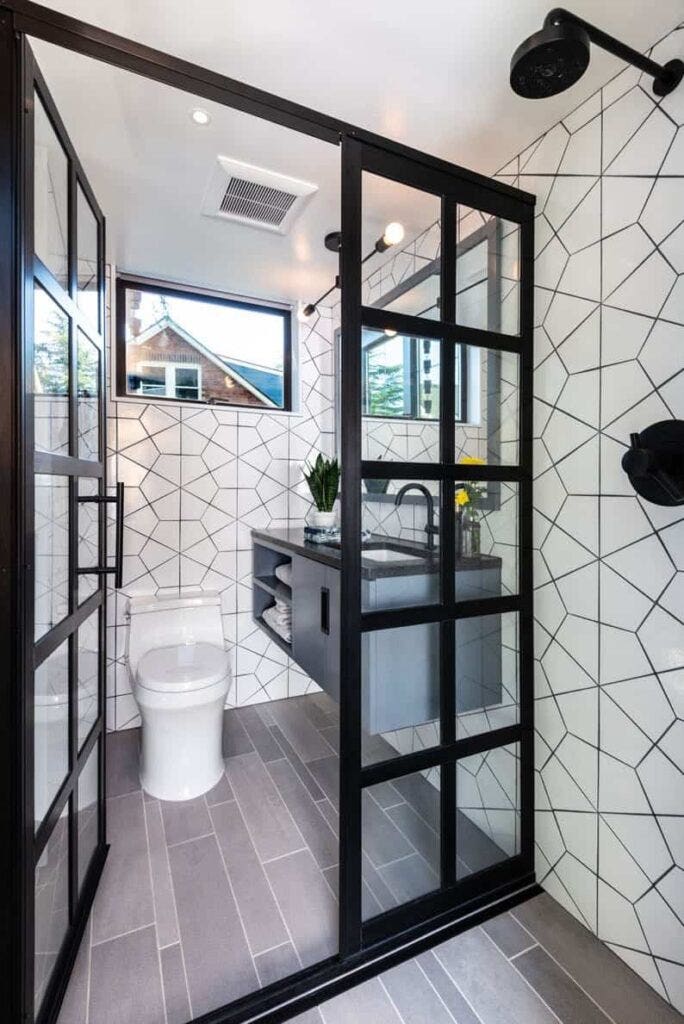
[202, 157, 317, 234]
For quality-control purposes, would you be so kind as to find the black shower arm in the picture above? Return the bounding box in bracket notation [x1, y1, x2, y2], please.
[546, 8, 671, 85]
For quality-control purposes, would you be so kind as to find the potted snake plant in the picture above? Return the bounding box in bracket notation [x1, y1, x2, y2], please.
[304, 454, 340, 529]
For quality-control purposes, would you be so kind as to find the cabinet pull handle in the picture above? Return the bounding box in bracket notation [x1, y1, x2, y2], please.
[320, 586, 330, 636]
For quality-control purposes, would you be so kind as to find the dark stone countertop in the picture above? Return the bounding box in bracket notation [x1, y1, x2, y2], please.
[251, 528, 502, 580]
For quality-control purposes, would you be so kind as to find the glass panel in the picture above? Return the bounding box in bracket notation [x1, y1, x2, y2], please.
[362, 173, 440, 319]
[78, 611, 99, 748]
[455, 208, 520, 336]
[455, 345, 519, 465]
[455, 480, 518, 600]
[34, 641, 69, 828]
[122, 283, 289, 408]
[35, 475, 69, 641]
[361, 479, 440, 612]
[34, 813, 70, 1015]
[362, 768, 440, 919]
[33, 285, 69, 455]
[77, 478, 99, 605]
[456, 612, 519, 738]
[456, 742, 520, 878]
[361, 622, 440, 766]
[77, 330, 100, 459]
[77, 740, 100, 892]
[77, 185, 99, 325]
[361, 327, 441, 432]
[34, 93, 69, 288]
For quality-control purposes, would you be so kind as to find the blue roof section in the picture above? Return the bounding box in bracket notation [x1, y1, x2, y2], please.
[223, 359, 284, 406]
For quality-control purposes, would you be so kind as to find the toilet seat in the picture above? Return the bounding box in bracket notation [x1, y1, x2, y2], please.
[137, 642, 229, 693]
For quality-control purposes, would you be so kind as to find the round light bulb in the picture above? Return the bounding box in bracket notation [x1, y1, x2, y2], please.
[191, 108, 211, 125]
[384, 328, 397, 337]
[382, 221, 405, 247]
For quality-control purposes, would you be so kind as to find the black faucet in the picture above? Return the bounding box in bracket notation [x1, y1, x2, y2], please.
[394, 483, 439, 552]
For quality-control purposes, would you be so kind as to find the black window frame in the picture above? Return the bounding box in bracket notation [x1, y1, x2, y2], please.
[115, 274, 293, 412]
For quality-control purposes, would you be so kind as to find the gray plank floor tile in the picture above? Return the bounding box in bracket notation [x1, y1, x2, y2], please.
[378, 852, 439, 906]
[92, 792, 154, 944]
[160, 943, 192, 1024]
[267, 758, 338, 869]
[168, 834, 258, 1015]
[386, 801, 439, 870]
[362, 790, 414, 868]
[255, 703, 276, 726]
[317, 798, 338, 834]
[300, 695, 334, 730]
[515, 944, 613, 1024]
[265, 850, 338, 968]
[160, 795, 212, 847]
[143, 799, 179, 947]
[237, 706, 285, 762]
[205, 772, 234, 806]
[210, 799, 290, 955]
[416, 951, 483, 1024]
[89, 925, 164, 1024]
[320, 978, 403, 1024]
[290, 1011, 325, 1024]
[382, 958, 458, 1024]
[253, 942, 302, 988]
[362, 852, 397, 916]
[393, 772, 439, 829]
[105, 728, 140, 798]
[513, 893, 684, 1024]
[319, 726, 339, 753]
[369, 781, 405, 810]
[269, 725, 325, 801]
[225, 751, 304, 862]
[482, 910, 536, 958]
[270, 701, 336, 762]
[434, 926, 559, 1024]
[223, 710, 254, 757]
[307, 755, 339, 808]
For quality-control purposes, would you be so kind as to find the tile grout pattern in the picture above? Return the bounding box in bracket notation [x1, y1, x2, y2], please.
[492, 20, 684, 1014]
[60, 694, 473, 1024]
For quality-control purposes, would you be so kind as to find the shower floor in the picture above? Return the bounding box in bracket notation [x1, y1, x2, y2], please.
[56, 692, 682, 1024]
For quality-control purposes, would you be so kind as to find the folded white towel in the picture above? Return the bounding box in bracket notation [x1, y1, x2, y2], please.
[270, 599, 291, 625]
[262, 605, 291, 644]
[274, 563, 292, 587]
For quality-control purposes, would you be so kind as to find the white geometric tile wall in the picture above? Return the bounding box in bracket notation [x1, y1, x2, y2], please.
[496, 21, 684, 1013]
[104, 266, 335, 731]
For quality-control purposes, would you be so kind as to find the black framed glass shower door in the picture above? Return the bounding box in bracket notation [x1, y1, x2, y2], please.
[22, 43, 110, 1023]
[338, 136, 534, 954]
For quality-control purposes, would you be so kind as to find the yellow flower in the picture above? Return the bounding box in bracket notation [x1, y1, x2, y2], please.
[460, 455, 485, 465]
[455, 489, 470, 506]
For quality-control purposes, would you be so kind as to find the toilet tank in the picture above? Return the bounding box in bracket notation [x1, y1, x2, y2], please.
[127, 592, 224, 678]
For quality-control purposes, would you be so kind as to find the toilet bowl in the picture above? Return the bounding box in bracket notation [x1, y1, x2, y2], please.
[127, 593, 232, 801]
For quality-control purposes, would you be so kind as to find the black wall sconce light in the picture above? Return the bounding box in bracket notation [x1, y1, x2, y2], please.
[621, 421, 684, 506]
[511, 7, 683, 99]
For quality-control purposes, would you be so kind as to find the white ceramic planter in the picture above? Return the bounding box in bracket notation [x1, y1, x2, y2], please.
[310, 509, 337, 529]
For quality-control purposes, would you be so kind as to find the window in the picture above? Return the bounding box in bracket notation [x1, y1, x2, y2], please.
[362, 330, 467, 421]
[116, 276, 292, 410]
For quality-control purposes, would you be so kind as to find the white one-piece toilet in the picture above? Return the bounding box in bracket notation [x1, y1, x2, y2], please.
[127, 592, 232, 801]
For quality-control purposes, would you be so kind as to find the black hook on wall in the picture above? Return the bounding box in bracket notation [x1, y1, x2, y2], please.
[621, 420, 684, 506]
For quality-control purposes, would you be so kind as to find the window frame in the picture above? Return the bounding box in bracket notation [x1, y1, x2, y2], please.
[115, 274, 293, 411]
[135, 360, 201, 401]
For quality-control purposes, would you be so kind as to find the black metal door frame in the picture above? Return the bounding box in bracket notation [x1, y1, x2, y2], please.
[339, 137, 535, 955]
[10, 31, 109, 1024]
[0, 4, 536, 1024]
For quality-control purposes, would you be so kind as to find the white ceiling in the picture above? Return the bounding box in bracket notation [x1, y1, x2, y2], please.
[32, 0, 683, 305]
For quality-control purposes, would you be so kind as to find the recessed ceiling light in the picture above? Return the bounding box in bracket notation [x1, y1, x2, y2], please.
[191, 108, 211, 126]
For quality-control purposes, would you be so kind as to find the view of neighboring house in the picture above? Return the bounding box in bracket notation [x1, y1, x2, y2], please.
[125, 316, 283, 407]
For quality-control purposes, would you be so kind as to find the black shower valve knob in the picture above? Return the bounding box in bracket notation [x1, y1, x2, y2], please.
[621, 422, 684, 507]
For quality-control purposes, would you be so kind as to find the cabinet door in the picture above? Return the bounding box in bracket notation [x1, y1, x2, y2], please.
[291, 554, 327, 684]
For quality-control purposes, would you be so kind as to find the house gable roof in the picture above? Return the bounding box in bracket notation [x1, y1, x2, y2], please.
[130, 316, 281, 408]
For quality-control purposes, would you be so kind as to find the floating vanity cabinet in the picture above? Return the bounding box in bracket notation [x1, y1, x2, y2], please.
[290, 554, 340, 701]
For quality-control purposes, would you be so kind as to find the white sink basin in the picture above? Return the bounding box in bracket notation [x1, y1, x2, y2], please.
[362, 547, 425, 564]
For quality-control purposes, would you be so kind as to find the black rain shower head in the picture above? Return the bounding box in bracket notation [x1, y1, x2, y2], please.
[511, 7, 684, 100]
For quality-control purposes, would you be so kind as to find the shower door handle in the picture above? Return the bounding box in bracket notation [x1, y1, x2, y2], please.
[77, 481, 125, 590]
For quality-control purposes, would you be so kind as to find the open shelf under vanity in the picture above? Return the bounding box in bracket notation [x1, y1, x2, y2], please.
[252, 539, 293, 656]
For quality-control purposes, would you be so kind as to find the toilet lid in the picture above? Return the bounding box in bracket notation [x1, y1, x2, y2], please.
[137, 643, 229, 693]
